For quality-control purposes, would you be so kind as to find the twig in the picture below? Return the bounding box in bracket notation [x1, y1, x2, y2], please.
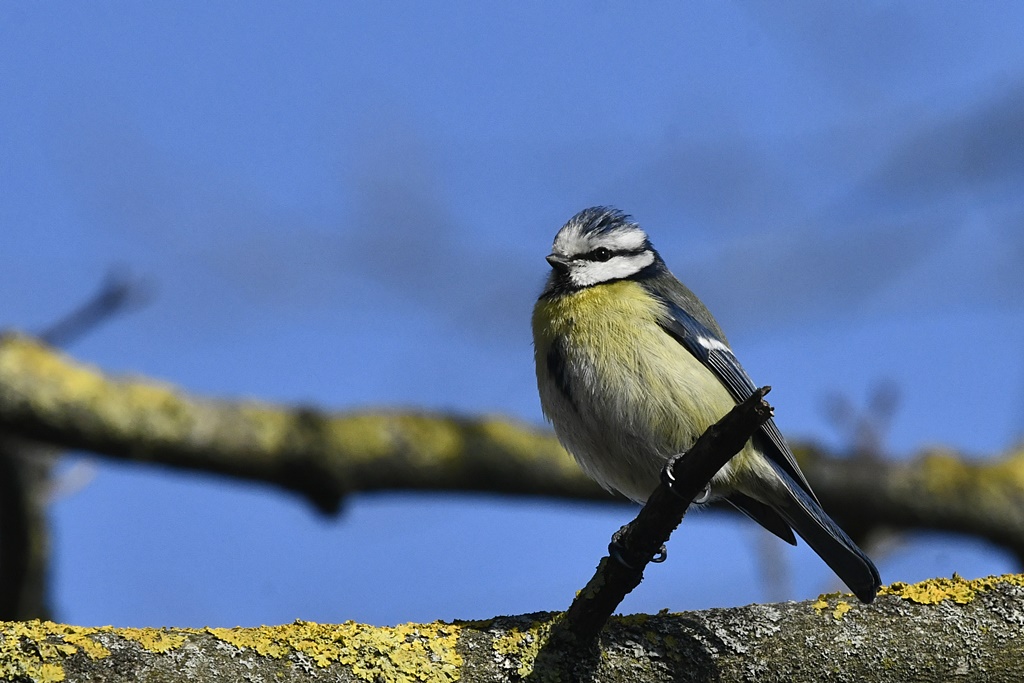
[38, 267, 151, 346]
[559, 387, 774, 647]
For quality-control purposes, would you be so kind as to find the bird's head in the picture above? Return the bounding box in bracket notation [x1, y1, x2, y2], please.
[546, 207, 659, 288]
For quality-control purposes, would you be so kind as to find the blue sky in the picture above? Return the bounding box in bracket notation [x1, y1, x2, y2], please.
[2, 2, 1024, 627]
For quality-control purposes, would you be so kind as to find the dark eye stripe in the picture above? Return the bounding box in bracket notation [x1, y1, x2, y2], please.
[579, 247, 648, 262]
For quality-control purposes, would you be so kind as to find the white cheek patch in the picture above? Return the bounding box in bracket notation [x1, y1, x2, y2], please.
[570, 250, 656, 286]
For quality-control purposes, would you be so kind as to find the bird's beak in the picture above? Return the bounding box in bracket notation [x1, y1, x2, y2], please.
[546, 254, 571, 273]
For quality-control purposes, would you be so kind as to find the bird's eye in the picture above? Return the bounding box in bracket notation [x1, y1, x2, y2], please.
[591, 247, 612, 262]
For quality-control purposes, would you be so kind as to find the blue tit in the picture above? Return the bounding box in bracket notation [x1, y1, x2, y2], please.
[532, 207, 881, 603]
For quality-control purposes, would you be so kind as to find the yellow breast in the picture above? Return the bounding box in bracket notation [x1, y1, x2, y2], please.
[532, 280, 745, 501]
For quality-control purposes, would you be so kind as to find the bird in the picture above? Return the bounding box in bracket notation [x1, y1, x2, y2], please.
[531, 206, 881, 603]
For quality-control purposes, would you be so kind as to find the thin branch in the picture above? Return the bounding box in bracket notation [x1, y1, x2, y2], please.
[37, 268, 152, 347]
[560, 388, 772, 647]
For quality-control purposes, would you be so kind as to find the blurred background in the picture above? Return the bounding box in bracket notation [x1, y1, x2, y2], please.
[2, 2, 1023, 627]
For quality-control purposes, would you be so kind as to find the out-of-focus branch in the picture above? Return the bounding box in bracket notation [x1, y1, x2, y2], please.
[0, 575, 1022, 683]
[0, 270, 150, 621]
[797, 443, 1024, 562]
[0, 334, 601, 515]
[2, 333, 1023, 562]
[823, 381, 901, 461]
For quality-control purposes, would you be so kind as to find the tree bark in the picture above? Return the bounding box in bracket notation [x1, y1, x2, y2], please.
[0, 575, 1021, 683]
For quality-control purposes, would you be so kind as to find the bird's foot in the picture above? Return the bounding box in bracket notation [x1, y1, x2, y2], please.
[661, 452, 712, 504]
[609, 525, 668, 567]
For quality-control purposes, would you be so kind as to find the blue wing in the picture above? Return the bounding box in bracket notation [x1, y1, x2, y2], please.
[642, 277, 881, 601]
[647, 287, 817, 501]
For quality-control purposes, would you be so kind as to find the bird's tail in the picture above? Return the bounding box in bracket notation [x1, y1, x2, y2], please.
[766, 462, 881, 603]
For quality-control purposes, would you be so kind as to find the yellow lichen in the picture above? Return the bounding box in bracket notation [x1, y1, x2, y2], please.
[988, 448, 1024, 489]
[228, 403, 295, 457]
[831, 602, 853, 620]
[810, 595, 857, 619]
[880, 573, 1024, 605]
[323, 413, 467, 467]
[205, 619, 462, 682]
[0, 617, 466, 682]
[61, 629, 111, 660]
[205, 625, 276, 654]
[476, 415, 576, 471]
[0, 621, 65, 682]
[491, 618, 554, 678]
[0, 621, 117, 681]
[37, 662, 65, 682]
[918, 449, 969, 495]
[0, 337, 103, 405]
[118, 627, 189, 653]
[401, 415, 465, 466]
[810, 591, 848, 614]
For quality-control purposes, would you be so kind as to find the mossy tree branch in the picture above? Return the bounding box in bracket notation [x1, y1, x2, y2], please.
[1, 575, 1022, 683]
[0, 333, 600, 515]
[2, 333, 1024, 561]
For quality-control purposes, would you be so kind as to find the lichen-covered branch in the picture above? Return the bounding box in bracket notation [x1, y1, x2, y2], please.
[0, 334, 603, 514]
[2, 333, 1024, 561]
[1, 575, 1022, 683]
